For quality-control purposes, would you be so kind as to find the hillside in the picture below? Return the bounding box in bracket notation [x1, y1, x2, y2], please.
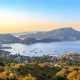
[0, 34, 21, 44]
[19, 28, 80, 41]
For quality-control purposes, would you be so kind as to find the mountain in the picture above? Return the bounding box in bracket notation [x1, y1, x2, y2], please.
[22, 38, 37, 44]
[0, 34, 21, 44]
[11, 31, 38, 39]
[11, 32, 31, 38]
[0, 28, 80, 44]
[22, 38, 60, 44]
[19, 28, 80, 41]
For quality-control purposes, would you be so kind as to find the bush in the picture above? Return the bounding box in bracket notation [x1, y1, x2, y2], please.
[67, 71, 80, 80]
[56, 69, 68, 80]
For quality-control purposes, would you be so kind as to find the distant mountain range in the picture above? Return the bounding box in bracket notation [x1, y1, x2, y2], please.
[22, 38, 60, 44]
[19, 27, 80, 41]
[0, 28, 80, 44]
[0, 34, 21, 44]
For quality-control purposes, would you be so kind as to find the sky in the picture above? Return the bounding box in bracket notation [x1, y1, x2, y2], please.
[0, 0, 80, 33]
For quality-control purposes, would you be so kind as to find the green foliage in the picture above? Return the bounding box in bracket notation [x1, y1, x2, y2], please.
[0, 60, 79, 80]
[56, 69, 69, 80]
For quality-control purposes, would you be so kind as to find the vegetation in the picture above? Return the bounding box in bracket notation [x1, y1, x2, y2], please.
[0, 50, 80, 80]
[0, 58, 79, 80]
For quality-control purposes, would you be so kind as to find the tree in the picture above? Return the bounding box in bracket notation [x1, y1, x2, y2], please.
[67, 71, 80, 80]
[56, 69, 68, 80]
[9, 72, 16, 79]
[21, 74, 37, 80]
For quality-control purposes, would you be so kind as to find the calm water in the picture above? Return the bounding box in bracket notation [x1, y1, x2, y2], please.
[2, 41, 80, 56]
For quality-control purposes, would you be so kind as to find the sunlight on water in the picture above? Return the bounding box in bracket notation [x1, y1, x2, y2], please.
[2, 41, 80, 56]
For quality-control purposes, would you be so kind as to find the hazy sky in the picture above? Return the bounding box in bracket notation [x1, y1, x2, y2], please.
[0, 0, 80, 33]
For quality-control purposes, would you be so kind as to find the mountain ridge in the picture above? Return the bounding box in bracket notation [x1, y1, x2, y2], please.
[19, 27, 80, 41]
[0, 27, 80, 44]
[0, 34, 21, 44]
